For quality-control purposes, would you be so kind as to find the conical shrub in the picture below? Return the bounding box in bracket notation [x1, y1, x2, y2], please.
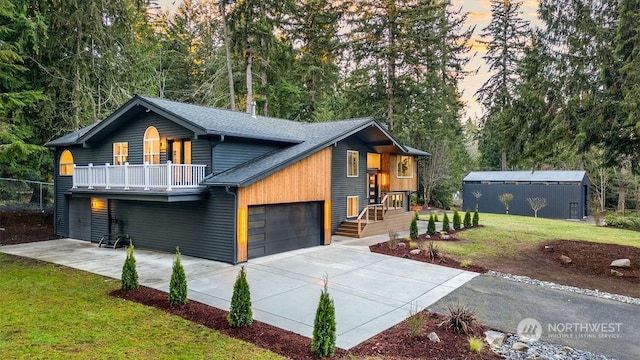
[121, 243, 139, 290]
[169, 247, 188, 306]
[463, 211, 472, 228]
[453, 210, 461, 230]
[472, 210, 479, 227]
[442, 213, 450, 232]
[228, 266, 253, 327]
[427, 215, 436, 236]
[409, 215, 419, 240]
[311, 278, 336, 358]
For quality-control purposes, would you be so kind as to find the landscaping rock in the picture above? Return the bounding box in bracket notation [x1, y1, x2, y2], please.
[544, 245, 554, 252]
[397, 242, 406, 249]
[409, 249, 421, 255]
[559, 255, 572, 264]
[441, 235, 451, 240]
[484, 330, 505, 348]
[427, 332, 440, 343]
[611, 269, 624, 277]
[610, 259, 631, 268]
[512, 342, 529, 351]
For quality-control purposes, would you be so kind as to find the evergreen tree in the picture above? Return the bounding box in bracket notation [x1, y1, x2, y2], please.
[427, 215, 436, 236]
[463, 211, 472, 228]
[121, 243, 139, 290]
[311, 277, 336, 358]
[409, 215, 419, 240]
[452, 209, 461, 230]
[169, 247, 188, 306]
[228, 266, 253, 327]
[442, 213, 450, 232]
[472, 210, 479, 227]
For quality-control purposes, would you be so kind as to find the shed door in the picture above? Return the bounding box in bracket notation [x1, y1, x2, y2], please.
[69, 198, 91, 240]
[248, 202, 323, 259]
[569, 202, 579, 219]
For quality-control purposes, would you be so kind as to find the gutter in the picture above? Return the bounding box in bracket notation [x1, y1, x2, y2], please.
[225, 186, 238, 264]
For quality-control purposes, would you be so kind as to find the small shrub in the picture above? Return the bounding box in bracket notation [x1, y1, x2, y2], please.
[407, 305, 425, 338]
[388, 229, 400, 250]
[228, 266, 253, 327]
[442, 305, 477, 334]
[453, 210, 461, 230]
[409, 215, 419, 240]
[434, 213, 439, 222]
[498, 193, 514, 214]
[442, 213, 450, 232]
[121, 243, 139, 290]
[312, 277, 336, 358]
[463, 211, 472, 228]
[427, 215, 436, 236]
[468, 336, 485, 353]
[169, 247, 188, 306]
[423, 241, 439, 261]
[409, 241, 418, 250]
[605, 214, 640, 231]
[472, 211, 479, 227]
[460, 259, 472, 268]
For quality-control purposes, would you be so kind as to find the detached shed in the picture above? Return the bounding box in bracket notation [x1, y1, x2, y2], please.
[462, 171, 590, 219]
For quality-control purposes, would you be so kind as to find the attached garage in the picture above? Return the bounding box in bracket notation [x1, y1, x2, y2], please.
[248, 202, 323, 259]
[68, 197, 91, 240]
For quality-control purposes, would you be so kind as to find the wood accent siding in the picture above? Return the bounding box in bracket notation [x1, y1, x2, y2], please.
[236, 147, 332, 262]
[388, 154, 418, 191]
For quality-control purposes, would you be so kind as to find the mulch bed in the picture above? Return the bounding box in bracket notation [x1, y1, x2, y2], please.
[0, 210, 57, 245]
[111, 286, 499, 359]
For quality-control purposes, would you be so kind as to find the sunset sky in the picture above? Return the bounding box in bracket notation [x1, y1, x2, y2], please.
[158, 0, 542, 120]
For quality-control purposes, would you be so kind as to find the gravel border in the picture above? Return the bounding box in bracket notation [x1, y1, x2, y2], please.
[486, 270, 640, 306]
[493, 334, 615, 360]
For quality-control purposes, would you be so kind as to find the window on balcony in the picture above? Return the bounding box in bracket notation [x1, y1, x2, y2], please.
[59, 150, 74, 176]
[347, 150, 358, 177]
[347, 196, 359, 217]
[397, 155, 412, 178]
[113, 142, 128, 165]
[144, 126, 160, 164]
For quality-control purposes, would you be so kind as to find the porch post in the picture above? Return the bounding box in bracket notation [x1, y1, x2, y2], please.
[105, 163, 111, 189]
[88, 163, 94, 189]
[166, 160, 173, 191]
[72, 164, 77, 188]
[124, 162, 130, 190]
[144, 162, 150, 191]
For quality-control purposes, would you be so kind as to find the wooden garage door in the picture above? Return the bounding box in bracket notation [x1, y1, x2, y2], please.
[68, 198, 91, 240]
[248, 202, 323, 259]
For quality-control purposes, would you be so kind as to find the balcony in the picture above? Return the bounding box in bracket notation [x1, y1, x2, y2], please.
[73, 162, 207, 191]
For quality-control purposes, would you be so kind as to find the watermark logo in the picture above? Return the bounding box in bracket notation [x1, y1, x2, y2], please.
[517, 318, 542, 340]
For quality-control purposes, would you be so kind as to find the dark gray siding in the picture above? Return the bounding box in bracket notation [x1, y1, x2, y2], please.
[213, 140, 280, 174]
[330, 137, 370, 233]
[109, 187, 235, 263]
[53, 147, 75, 237]
[462, 181, 589, 219]
[91, 198, 109, 242]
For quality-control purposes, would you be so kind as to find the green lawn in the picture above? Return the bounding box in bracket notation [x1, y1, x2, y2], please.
[0, 254, 284, 360]
[420, 213, 640, 261]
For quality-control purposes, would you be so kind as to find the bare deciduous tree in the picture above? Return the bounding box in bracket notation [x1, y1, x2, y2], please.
[527, 197, 547, 217]
[498, 193, 514, 214]
[472, 191, 482, 211]
[420, 140, 450, 207]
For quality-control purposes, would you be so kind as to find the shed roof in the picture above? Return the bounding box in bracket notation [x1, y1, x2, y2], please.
[464, 171, 588, 183]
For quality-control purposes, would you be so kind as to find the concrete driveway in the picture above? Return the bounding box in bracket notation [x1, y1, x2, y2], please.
[1, 239, 477, 349]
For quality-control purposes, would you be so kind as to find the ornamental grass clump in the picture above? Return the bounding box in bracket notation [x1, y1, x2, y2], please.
[121, 243, 139, 290]
[442, 213, 450, 232]
[409, 214, 419, 240]
[442, 305, 477, 335]
[453, 210, 461, 230]
[472, 210, 479, 227]
[228, 266, 253, 327]
[463, 211, 472, 228]
[169, 247, 188, 306]
[312, 277, 336, 358]
[427, 214, 436, 236]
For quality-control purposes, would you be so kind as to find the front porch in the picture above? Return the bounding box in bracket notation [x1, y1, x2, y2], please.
[72, 162, 207, 191]
[335, 192, 413, 238]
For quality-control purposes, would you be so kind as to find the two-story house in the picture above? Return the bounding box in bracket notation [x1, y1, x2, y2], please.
[46, 95, 429, 264]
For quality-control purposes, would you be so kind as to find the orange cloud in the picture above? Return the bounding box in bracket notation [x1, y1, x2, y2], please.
[468, 11, 490, 21]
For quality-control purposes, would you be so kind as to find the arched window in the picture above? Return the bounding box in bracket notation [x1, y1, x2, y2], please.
[143, 126, 160, 164]
[60, 150, 74, 176]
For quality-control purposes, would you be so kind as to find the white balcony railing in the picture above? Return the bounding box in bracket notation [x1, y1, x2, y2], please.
[72, 161, 206, 191]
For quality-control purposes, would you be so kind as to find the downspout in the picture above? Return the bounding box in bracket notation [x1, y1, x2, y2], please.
[225, 186, 238, 264]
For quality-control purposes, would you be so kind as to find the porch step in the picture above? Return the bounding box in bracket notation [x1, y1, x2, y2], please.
[334, 210, 413, 238]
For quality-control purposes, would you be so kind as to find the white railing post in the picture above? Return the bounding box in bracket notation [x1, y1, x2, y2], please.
[166, 160, 172, 191]
[88, 163, 94, 189]
[124, 162, 130, 190]
[144, 162, 150, 190]
[105, 163, 111, 189]
[72, 164, 77, 188]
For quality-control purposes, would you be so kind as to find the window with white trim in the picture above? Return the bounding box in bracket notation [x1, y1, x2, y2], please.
[347, 196, 359, 217]
[143, 126, 160, 164]
[113, 142, 128, 165]
[59, 150, 74, 176]
[397, 155, 412, 178]
[347, 150, 359, 177]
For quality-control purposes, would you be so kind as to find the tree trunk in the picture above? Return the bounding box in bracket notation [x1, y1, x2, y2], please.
[617, 163, 628, 214]
[385, 1, 397, 131]
[261, 39, 268, 116]
[501, 151, 507, 171]
[245, 49, 253, 114]
[220, 2, 235, 111]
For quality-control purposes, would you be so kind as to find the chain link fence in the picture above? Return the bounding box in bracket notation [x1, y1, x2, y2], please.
[0, 178, 54, 211]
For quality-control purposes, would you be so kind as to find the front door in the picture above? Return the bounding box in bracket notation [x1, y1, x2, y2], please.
[169, 139, 192, 184]
[368, 173, 379, 204]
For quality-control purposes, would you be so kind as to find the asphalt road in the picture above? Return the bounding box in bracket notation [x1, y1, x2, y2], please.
[430, 275, 640, 360]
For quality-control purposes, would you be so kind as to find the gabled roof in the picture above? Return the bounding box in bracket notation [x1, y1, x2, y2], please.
[47, 95, 429, 187]
[464, 170, 588, 183]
